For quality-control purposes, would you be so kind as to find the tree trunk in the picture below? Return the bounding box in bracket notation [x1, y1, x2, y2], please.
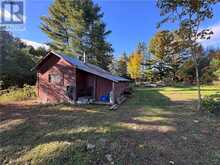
[195, 64, 202, 111]
[173, 70, 176, 81]
[192, 44, 202, 111]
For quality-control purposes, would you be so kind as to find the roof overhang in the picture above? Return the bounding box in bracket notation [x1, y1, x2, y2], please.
[32, 51, 130, 83]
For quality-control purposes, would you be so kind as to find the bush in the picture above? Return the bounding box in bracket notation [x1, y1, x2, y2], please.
[202, 93, 220, 114]
[0, 84, 36, 102]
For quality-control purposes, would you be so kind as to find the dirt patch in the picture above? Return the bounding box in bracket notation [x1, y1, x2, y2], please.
[0, 87, 220, 165]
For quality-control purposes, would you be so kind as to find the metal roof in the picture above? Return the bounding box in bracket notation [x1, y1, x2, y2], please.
[51, 51, 130, 82]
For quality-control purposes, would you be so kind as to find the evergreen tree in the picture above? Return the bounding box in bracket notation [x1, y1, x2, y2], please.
[149, 31, 174, 80]
[149, 30, 185, 81]
[89, 20, 113, 69]
[136, 42, 148, 77]
[41, 0, 113, 69]
[41, 0, 82, 55]
[108, 59, 119, 76]
[117, 52, 128, 78]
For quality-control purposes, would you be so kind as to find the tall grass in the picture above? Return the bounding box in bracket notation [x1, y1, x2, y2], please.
[0, 84, 36, 102]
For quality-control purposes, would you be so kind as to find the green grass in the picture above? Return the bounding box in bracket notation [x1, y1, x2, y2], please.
[0, 84, 220, 165]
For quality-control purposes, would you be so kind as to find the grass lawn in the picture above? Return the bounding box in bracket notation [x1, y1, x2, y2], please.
[0, 85, 220, 165]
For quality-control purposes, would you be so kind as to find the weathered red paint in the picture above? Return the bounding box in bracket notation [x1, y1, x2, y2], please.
[75, 69, 114, 100]
[36, 53, 129, 103]
[37, 55, 76, 103]
[95, 76, 112, 100]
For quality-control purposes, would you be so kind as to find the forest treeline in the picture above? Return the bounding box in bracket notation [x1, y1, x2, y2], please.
[1, 27, 219, 90]
[0, 0, 220, 90]
[0, 28, 48, 89]
[110, 39, 220, 85]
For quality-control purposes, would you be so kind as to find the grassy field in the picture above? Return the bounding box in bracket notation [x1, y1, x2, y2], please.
[0, 85, 220, 165]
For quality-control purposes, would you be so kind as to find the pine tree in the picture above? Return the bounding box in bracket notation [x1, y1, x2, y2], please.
[41, 0, 83, 55]
[89, 20, 113, 70]
[136, 42, 148, 78]
[41, 0, 113, 69]
[118, 52, 128, 78]
[108, 59, 119, 76]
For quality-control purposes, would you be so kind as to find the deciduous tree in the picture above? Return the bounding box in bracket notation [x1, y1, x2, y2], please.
[157, 0, 219, 110]
[0, 28, 45, 88]
[127, 51, 143, 82]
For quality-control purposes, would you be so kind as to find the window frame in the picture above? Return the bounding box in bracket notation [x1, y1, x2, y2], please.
[48, 74, 62, 84]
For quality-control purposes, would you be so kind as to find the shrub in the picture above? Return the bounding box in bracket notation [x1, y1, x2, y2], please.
[202, 93, 220, 114]
[0, 84, 36, 102]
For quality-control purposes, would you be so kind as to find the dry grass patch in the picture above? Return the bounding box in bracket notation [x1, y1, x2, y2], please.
[0, 85, 220, 164]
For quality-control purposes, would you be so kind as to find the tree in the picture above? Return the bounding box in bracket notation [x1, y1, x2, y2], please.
[89, 20, 113, 70]
[136, 42, 149, 62]
[143, 68, 154, 82]
[117, 52, 128, 78]
[211, 59, 220, 79]
[208, 48, 220, 78]
[177, 54, 218, 84]
[0, 28, 45, 88]
[157, 0, 219, 110]
[149, 30, 182, 81]
[149, 31, 172, 60]
[41, 0, 113, 70]
[41, 0, 82, 55]
[108, 59, 119, 76]
[208, 48, 220, 60]
[108, 52, 128, 78]
[136, 42, 148, 79]
[29, 46, 48, 58]
[127, 51, 143, 82]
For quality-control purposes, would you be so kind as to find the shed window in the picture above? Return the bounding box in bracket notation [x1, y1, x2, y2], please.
[48, 74, 52, 83]
[48, 74, 61, 84]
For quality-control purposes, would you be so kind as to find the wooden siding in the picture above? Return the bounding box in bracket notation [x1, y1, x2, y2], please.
[114, 82, 129, 98]
[76, 69, 113, 101]
[76, 69, 95, 98]
[37, 55, 76, 103]
[95, 76, 112, 100]
[36, 53, 129, 103]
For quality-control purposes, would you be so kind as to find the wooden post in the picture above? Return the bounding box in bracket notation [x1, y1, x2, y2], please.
[72, 67, 77, 103]
[111, 82, 116, 104]
[72, 85, 76, 103]
[37, 72, 39, 97]
[93, 76, 96, 100]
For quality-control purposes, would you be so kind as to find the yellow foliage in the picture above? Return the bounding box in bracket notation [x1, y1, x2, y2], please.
[149, 30, 174, 60]
[127, 51, 143, 80]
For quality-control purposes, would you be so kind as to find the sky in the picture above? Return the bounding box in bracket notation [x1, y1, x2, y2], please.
[5, 0, 220, 57]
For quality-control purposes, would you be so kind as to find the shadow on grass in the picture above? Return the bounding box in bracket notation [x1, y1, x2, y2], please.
[0, 88, 219, 165]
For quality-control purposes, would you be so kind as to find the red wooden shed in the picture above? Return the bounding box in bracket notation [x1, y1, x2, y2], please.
[35, 51, 129, 104]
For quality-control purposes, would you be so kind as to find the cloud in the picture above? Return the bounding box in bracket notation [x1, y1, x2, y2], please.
[21, 39, 49, 50]
[199, 22, 220, 48]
